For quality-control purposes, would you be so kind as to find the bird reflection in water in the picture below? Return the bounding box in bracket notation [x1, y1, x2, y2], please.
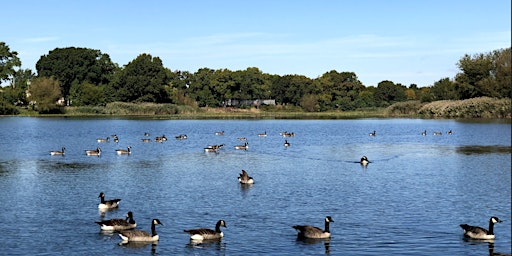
[118, 240, 158, 254]
[296, 237, 331, 255]
[186, 239, 225, 251]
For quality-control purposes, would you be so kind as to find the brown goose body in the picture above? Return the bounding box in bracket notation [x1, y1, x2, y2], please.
[184, 220, 227, 241]
[293, 216, 334, 239]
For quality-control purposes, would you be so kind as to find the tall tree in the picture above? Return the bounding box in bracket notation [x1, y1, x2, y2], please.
[0, 42, 21, 85]
[373, 80, 407, 107]
[36, 47, 117, 100]
[28, 77, 62, 113]
[108, 54, 170, 103]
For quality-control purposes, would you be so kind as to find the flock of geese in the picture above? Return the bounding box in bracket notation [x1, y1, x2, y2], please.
[52, 128, 504, 248]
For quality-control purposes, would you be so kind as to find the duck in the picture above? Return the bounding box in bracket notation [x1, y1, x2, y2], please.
[98, 192, 121, 210]
[460, 216, 502, 240]
[184, 220, 227, 241]
[85, 147, 101, 156]
[97, 137, 110, 143]
[293, 216, 334, 239]
[234, 142, 249, 150]
[95, 211, 136, 231]
[369, 130, 376, 136]
[284, 140, 291, 147]
[258, 131, 267, 137]
[116, 146, 132, 155]
[360, 156, 369, 166]
[119, 218, 163, 242]
[50, 147, 65, 156]
[238, 169, 254, 184]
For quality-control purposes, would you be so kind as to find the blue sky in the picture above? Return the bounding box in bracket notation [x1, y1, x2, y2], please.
[2, 0, 510, 87]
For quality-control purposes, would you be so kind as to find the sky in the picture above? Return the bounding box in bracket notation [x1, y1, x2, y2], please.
[2, 0, 510, 87]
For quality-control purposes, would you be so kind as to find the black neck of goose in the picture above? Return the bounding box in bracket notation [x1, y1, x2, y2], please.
[215, 222, 222, 233]
[151, 222, 157, 236]
[100, 197, 105, 204]
[488, 220, 494, 235]
[324, 220, 330, 233]
[128, 216, 135, 224]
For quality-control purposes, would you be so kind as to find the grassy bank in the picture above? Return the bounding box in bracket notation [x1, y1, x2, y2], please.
[9, 97, 511, 119]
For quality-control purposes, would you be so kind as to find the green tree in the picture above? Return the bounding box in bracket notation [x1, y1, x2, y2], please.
[454, 48, 511, 99]
[271, 74, 313, 106]
[374, 80, 407, 107]
[28, 77, 63, 113]
[69, 81, 106, 106]
[315, 70, 365, 111]
[423, 78, 458, 102]
[36, 47, 117, 101]
[108, 54, 170, 103]
[0, 42, 21, 85]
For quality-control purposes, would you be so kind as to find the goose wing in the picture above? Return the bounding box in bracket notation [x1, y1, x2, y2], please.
[460, 224, 488, 235]
[184, 228, 216, 236]
[293, 225, 323, 234]
[120, 230, 151, 239]
[96, 218, 128, 226]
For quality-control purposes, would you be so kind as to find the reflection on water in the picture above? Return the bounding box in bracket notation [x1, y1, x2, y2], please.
[457, 145, 512, 155]
[119, 240, 158, 254]
[296, 237, 331, 254]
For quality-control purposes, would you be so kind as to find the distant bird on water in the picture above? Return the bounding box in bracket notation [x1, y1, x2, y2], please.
[95, 211, 136, 231]
[238, 169, 254, 184]
[460, 216, 502, 240]
[293, 216, 334, 239]
[50, 147, 65, 156]
[98, 192, 121, 210]
[184, 220, 227, 241]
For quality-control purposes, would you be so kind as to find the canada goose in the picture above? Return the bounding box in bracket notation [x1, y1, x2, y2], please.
[215, 131, 224, 136]
[237, 137, 247, 141]
[238, 169, 254, 184]
[284, 140, 291, 147]
[184, 220, 227, 241]
[141, 138, 151, 143]
[433, 131, 442, 136]
[155, 135, 167, 142]
[293, 216, 334, 239]
[360, 156, 369, 166]
[97, 137, 109, 143]
[258, 131, 267, 137]
[369, 130, 376, 136]
[116, 146, 132, 155]
[460, 216, 502, 240]
[144, 132, 150, 137]
[50, 147, 65, 156]
[204, 146, 218, 153]
[113, 136, 119, 143]
[119, 218, 163, 242]
[234, 142, 249, 150]
[98, 192, 121, 210]
[447, 130, 453, 135]
[175, 134, 188, 140]
[282, 132, 295, 137]
[95, 211, 136, 231]
[85, 147, 101, 156]
[421, 130, 427, 136]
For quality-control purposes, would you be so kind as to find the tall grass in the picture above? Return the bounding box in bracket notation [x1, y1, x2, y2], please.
[418, 97, 511, 118]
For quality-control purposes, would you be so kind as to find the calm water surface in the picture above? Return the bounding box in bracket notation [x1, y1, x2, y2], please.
[0, 117, 510, 255]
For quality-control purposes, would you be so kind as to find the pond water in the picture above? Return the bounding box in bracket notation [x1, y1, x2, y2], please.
[0, 117, 510, 255]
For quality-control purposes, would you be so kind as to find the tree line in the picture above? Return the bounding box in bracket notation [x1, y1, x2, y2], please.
[0, 41, 510, 114]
